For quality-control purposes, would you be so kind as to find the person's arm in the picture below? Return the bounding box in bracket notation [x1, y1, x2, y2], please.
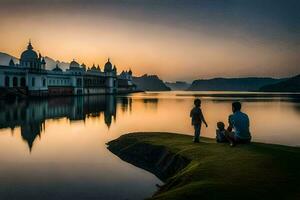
[200, 109, 208, 127]
[247, 115, 250, 128]
[227, 115, 233, 132]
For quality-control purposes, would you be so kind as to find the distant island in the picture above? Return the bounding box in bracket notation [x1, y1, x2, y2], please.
[259, 74, 300, 92]
[187, 77, 284, 91]
[165, 81, 191, 91]
[132, 74, 171, 91]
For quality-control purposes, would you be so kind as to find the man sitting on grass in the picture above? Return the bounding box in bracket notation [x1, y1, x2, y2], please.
[225, 101, 251, 146]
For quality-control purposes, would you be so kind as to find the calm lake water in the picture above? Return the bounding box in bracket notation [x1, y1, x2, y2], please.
[0, 91, 300, 200]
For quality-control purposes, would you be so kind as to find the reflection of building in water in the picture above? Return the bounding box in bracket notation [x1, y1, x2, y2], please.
[104, 95, 116, 128]
[143, 98, 159, 109]
[20, 123, 43, 151]
[0, 96, 118, 151]
[119, 97, 133, 113]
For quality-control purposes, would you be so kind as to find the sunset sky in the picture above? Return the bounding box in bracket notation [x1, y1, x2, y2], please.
[0, 0, 299, 81]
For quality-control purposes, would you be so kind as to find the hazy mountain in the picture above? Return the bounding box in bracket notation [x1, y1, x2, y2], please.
[188, 77, 284, 91]
[132, 74, 171, 91]
[0, 52, 19, 66]
[259, 75, 300, 92]
[0, 52, 70, 70]
[44, 56, 70, 70]
[165, 81, 191, 90]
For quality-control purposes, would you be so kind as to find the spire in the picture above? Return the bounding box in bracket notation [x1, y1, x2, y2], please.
[81, 63, 86, 70]
[9, 58, 15, 67]
[27, 39, 33, 50]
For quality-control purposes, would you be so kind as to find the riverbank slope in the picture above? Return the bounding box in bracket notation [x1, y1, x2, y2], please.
[107, 132, 300, 200]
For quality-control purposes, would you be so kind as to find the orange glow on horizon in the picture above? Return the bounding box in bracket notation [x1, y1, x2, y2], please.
[0, 5, 298, 81]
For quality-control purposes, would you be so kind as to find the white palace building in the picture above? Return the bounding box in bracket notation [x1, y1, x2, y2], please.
[0, 41, 136, 98]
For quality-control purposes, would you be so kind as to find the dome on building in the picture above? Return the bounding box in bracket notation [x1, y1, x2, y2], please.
[20, 41, 38, 61]
[104, 58, 113, 72]
[91, 64, 97, 70]
[70, 60, 80, 68]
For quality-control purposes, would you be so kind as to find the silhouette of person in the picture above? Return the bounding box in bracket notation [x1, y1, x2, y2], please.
[225, 101, 251, 146]
[190, 99, 208, 143]
[216, 121, 227, 143]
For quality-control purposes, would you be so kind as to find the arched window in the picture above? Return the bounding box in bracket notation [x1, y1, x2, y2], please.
[43, 78, 46, 87]
[20, 77, 26, 87]
[32, 77, 35, 87]
[13, 77, 18, 87]
[4, 76, 9, 87]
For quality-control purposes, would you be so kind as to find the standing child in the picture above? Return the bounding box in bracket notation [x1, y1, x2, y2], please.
[190, 99, 208, 143]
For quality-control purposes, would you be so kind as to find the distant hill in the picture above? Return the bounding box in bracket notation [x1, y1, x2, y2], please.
[188, 77, 284, 91]
[44, 56, 70, 70]
[165, 81, 191, 90]
[0, 52, 70, 70]
[0, 52, 19, 66]
[132, 74, 171, 91]
[259, 75, 300, 92]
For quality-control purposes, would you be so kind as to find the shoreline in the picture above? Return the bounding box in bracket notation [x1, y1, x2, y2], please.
[107, 132, 300, 200]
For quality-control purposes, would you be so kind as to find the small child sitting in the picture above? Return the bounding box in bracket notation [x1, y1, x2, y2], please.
[216, 122, 227, 143]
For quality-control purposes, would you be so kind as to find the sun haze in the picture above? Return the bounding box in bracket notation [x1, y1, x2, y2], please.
[0, 0, 299, 81]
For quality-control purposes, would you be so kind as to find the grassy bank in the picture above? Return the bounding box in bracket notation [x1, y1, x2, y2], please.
[107, 132, 300, 200]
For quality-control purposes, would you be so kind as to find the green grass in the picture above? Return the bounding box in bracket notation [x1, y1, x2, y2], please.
[110, 132, 300, 200]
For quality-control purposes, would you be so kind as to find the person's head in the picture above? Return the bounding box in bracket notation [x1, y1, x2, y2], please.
[232, 101, 242, 113]
[217, 122, 225, 131]
[194, 98, 201, 107]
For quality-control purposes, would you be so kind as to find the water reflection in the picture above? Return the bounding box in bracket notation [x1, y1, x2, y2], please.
[0, 96, 119, 151]
[1, 92, 300, 151]
[0, 92, 299, 199]
[118, 96, 133, 113]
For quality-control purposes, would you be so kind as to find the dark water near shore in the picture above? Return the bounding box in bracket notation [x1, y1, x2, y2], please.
[0, 91, 299, 199]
